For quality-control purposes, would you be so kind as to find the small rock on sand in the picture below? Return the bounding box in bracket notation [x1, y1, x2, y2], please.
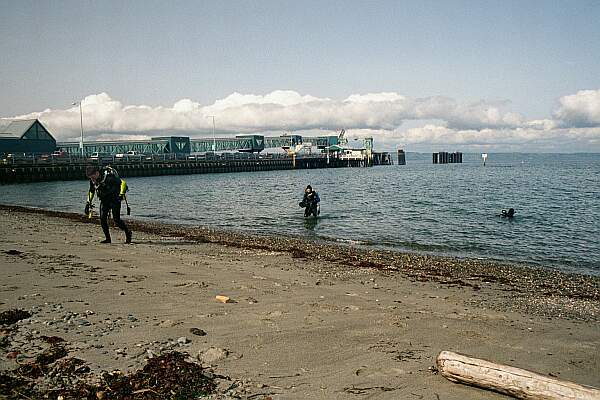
[198, 347, 229, 364]
[190, 327, 207, 336]
[177, 336, 190, 346]
[157, 319, 179, 327]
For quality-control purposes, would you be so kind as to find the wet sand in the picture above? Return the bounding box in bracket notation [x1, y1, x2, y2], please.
[1, 206, 599, 399]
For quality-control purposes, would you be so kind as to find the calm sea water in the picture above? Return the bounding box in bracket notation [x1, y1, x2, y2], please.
[1, 153, 599, 276]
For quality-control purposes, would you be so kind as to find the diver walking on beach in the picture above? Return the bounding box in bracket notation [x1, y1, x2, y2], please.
[85, 165, 132, 244]
[300, 185, 320, 217]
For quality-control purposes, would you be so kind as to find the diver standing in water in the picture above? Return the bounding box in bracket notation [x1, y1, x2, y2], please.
[85, 165, 132, 244]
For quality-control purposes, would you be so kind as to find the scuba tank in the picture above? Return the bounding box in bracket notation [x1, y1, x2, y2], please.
[107, 166, 131, 215]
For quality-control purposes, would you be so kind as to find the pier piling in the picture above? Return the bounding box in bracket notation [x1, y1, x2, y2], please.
[432, 151, 462, 164]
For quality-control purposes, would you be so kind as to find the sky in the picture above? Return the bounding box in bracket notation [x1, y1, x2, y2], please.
[1, 0, 600, 152]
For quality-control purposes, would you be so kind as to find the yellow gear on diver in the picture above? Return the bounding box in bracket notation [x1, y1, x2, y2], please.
[119, 179, 128, 197]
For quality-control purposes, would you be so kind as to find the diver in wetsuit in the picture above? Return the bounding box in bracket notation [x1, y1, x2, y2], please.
[300, 185, 320, 217]
[501, 208, 516, 218]
[85, 165, 132, 244]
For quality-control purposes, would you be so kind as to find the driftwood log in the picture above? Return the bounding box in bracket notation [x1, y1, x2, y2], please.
[436, 351, 600, 400]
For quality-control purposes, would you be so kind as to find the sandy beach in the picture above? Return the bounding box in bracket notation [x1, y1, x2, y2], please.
[1, 206, 599, 399]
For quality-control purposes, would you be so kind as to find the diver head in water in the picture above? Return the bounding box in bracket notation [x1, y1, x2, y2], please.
[501, 208, 516, 218]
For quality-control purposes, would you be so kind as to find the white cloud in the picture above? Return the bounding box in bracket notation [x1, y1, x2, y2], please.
[4, 89, 600, 151]
[5, 90, 525, 139]
[209, 90, 326, 112]
[526, 119, 558, 130]
[344, 92, 406, 103]
[554, 89, 600, 128]
[346, 124, 600, 152]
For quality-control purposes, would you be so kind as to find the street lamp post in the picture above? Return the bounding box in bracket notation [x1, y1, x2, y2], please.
[73, 102, 84, 157]
[207, 116, 216, 152]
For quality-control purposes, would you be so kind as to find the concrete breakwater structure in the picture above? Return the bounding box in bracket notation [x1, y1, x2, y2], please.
[0, 153, 384, 184]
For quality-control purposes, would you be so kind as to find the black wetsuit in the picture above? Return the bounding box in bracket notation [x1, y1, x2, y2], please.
[301, 191, 320, 217]
[88, 170, 130, 242]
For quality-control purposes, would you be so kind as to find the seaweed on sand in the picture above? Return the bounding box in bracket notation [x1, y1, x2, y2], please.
[99, 352, 218, 399]
[0, 352, 219, 400]
[0, 309, 31, 326]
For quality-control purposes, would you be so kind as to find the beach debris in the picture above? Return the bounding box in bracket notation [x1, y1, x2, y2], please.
[0, 351, 220, 399]
[263, 310, 284, 319]
[0, 309, 31, 325]
[0, 333, 8, 349]
[49, 357, 90, 376]
[291, 249, 308, 259]
[216, 295, 235, 303]
[0, 373, 32, 397]
[3, 249, 23, 256]
[198, 347, 229, 364]
[177, 336, 190, 346]
[437, 350, 600, 399]
[100, 352, 218, 398]
[35, 345, 68, 365]
[157, 319, 180, 327]
[190, 327, 207, 336]
[343, 385, 399, 394]
[15, 348, 72, 381]
[77, 318, 92, 326]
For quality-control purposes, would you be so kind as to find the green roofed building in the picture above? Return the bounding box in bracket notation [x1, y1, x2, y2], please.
[0, 119, 57, 155]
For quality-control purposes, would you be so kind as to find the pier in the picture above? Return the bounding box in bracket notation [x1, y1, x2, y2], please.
[432, 151, 463, 164]
[0, 153, 387, 184]
[1, 119, 393, 184]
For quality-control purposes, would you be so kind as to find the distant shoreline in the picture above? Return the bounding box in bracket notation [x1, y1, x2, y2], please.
[2, 203, 599, 322]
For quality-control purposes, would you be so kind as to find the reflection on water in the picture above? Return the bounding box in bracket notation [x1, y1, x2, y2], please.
[303, 216, 320, 231]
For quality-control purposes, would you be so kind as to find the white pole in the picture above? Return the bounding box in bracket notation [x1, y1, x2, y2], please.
[79, 102, 84, 157]
[207, 116, 216, 152]
[73, 102, 84, 157]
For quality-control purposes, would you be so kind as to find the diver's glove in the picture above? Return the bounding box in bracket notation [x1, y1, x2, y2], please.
[84, 202, 94, 216]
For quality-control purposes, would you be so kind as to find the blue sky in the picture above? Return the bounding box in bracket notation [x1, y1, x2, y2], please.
[2, 0, 600, 151]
